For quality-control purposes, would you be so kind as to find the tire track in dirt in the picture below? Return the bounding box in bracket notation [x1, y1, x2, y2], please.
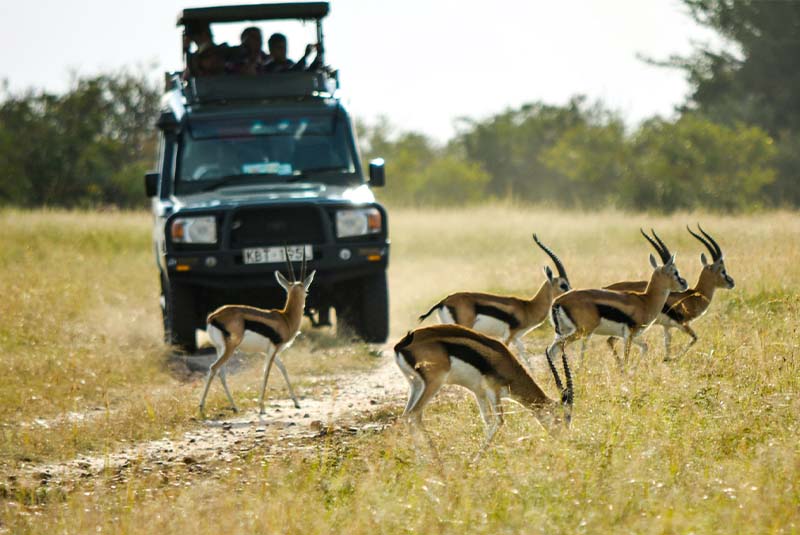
[13, 356, 407, 490]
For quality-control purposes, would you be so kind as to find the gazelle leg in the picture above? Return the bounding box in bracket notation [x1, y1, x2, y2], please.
[621, 332, 633, 370]
[405, 376, 445, 464]
[607, 337, 621, 361]
[258, 345, 282, 415]
[545, 340, 564, 391]
[511, 336, 533, 368]
[473, 388, 504, 463]
[633, 337, 648, 357]
[677, 324, 698, 357]
[402, 376, 426, 416]
[199, 342, 236, 416]
[272, 355, 300, 409]
[662, 327, 673, 360]
[218, 365, 238, 412]
[579, 335, 591, 368]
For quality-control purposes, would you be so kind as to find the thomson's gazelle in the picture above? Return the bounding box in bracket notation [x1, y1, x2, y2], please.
[418, 234, 571, 362]
[200, 255, 315, 416]
[394, 324, 573, 454]
[546, 229, 688, 378]
[604, 225, 734, 359]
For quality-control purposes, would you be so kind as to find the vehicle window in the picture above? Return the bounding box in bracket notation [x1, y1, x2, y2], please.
[175, 112, 359, 193]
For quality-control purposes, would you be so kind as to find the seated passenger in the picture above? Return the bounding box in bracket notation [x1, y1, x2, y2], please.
[229, 27, 270, 75]
[184, 22, 231, 77]
[262, 33, 322, 73]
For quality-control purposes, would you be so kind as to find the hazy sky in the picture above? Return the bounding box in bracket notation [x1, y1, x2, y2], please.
[0, 0, 720, 141]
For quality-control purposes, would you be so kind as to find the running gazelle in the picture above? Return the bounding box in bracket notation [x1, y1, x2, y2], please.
[418, 234, 571, 362]
[394, 324, 573, 454]
[546, 229, 688, 380]
[200, 252, 315, 416]
[604, 225, 734, 359]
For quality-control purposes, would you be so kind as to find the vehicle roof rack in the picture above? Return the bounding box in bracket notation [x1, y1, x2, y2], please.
[184, 72, 337, 104]
[177, 2, 329, 26]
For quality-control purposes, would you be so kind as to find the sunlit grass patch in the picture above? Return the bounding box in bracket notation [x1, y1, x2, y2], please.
[1, 206, 799, 533]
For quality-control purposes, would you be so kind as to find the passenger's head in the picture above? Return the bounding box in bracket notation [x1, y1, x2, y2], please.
[186, 22, 213, 46]
[268, 33, 288, 61]
[241, 27, 263, 54]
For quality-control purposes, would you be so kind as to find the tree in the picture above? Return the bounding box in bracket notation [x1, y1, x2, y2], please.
[0, 70, 160, 208]
[357, 118, 489, 206]
[659, 0, 800, 205]
[621, 114, 776, 211]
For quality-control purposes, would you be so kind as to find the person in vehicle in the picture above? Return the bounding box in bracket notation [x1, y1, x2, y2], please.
[262, 33, 322, 73]
[229, 27, 270, 75]
[183, 22, 230, 77]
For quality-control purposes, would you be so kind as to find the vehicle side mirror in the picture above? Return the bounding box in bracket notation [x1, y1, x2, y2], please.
[369, 158, 385, 187]
[145, 172, 160, 197]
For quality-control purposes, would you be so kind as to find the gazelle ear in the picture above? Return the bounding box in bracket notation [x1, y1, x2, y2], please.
[302, 270, 316, 292]
[649, 253, 658, 269]
[668, 253, 676, 265]
[700, 252, 709, 266]
[543, 265, 554, 282]
[275, 270, 291, 291]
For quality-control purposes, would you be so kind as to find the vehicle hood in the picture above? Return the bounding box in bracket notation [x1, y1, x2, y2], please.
[170, 182, 377, 210]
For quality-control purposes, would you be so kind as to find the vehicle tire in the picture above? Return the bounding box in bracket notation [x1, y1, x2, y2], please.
[162, 276, 198, 353]
[336, 272, 389, 343]
[359, 271, 389, 343]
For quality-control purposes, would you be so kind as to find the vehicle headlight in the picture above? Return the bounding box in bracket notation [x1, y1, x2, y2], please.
[336, 208, 382, 238]
[171, 216, 217, 244]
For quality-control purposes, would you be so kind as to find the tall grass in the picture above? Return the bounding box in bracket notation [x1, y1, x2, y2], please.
[2, 206, 799, 533]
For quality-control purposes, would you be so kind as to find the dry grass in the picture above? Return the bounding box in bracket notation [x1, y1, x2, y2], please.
[1, 205, 799, 534]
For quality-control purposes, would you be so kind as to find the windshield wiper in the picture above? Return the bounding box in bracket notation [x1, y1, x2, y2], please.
[287, 166, 351, 182]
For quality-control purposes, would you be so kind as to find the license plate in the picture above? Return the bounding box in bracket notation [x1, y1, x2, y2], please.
[243, 245, 313, 265]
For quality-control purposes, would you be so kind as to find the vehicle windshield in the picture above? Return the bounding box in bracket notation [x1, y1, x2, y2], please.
[175, 111, 360, 194]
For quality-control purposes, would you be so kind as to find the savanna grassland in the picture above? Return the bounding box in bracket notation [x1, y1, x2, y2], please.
[1, 206, 798, 534]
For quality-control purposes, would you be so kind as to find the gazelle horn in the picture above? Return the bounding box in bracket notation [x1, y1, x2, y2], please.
[533, 233, 569, 282]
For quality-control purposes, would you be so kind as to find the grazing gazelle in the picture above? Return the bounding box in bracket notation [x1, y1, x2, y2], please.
[418, 234, 571, 362]
[546, 229, 688, 379]
[394, 324, 573, 455]
[604, 225, 734, 359]
[200, 253, 315, 416]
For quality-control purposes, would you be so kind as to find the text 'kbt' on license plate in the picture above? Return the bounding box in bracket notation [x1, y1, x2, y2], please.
[243, 245, 313, 264]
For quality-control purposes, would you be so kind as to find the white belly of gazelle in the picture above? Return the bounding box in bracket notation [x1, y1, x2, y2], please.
[472, 315, 510, 341]
[235, 330, 277, 355]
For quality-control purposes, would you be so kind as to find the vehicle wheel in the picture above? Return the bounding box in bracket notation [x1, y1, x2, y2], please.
[359, 272, 389, 343]
[336, 272, 389, 343]
[335, 283, 362, 339]
[162, 276, 198, 353]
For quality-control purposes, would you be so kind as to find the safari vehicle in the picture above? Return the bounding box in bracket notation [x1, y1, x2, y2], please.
[145, 2, 389, 353]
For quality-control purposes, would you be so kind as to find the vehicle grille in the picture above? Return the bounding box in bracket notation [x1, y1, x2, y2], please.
[229, 206, 326, 248]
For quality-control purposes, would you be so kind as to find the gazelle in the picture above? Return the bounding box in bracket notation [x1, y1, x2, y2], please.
[200, 253, 315, 416]
[604, 225, 734, 359]
[394, 324, 573, 455]
[546, 229, 688, 379]
[418, 234, 571, 362]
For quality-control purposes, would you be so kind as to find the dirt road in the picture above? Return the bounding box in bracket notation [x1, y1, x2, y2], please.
[15, 355, 408, 490]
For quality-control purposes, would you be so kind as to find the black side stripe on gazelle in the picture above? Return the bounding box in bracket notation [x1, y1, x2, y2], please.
[243, 320, 282, 346]
[394, 331, 420, 377]
[446, 305, 458, 324]
[596, 304, 638, 328]
[662, 304, 685, 323]
[211, 319, 230, 338]
[441, 342, 499, 377]
[475, 304, 520, 329]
